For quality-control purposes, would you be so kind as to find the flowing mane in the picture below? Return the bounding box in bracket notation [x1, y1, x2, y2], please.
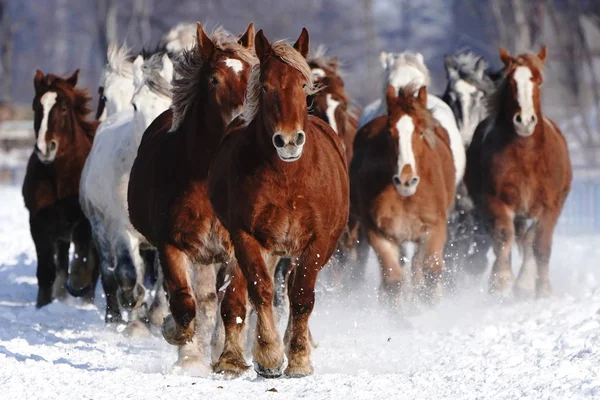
[103, 43, 134, 80]
[383, 51, 431, 88]
[449, 51, 496, 93]
[159, 22, 196, 54]
[138, 51, 172, 98]
[242, 40, 319, 125]
[308, 45, 343, 76]
[170, 27, 258, 131]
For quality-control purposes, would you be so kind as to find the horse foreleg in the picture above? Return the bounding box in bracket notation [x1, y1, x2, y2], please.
[214, 262, 250, 376]
[53, 240, 70, 301]
[148, 256, 168, 327]
[514, 221, 537, 299]
[175, 263, 218, 375]
[233, 231, 284, 378]
[368, 230, 405, 307]
[415, 223, 446, 304]
[488, 200, 516, 293]
[159, 244, 196, 346]
[30, 216, 56, 308]
[534, 211, 560, 298]
[69, 219, 98, 302]
[284, 245, 323, 378]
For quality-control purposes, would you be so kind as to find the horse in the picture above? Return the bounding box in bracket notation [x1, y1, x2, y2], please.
[351, 84, 455, 306]
[80, 52, 173, 328]
[465, 46, 572, 298]
[159, 22, 197, 54]
[306, 49, 368, 288]
[96, 43, 136, 121]
[357, 51, 465, 276]
[127, 23, 257, 374]
[22, 69, 100, 308]
[208, 28, 349, 378]
[441, 52, 500, 284]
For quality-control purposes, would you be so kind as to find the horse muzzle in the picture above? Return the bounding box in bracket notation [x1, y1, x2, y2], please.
[35, 140, 58, 164]
[272, 131, 305, 162]
[513, 113, 537, 137]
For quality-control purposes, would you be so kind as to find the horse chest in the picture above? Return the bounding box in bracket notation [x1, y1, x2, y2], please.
[372, 189, 431, 242]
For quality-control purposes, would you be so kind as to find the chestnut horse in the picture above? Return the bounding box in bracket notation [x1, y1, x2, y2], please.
[350, 84, 455, 306]
[127, 24, 256, 374]
[465, 47, 572, 297]
[22, 70, 100, 308]
[208, 28, 349, 378]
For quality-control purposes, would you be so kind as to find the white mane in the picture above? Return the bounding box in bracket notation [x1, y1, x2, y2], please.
[160, 22, 197, 54]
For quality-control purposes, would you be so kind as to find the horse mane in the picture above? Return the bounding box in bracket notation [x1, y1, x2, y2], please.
[105, 43, 134, 79]
[485, 53, 545, 123]
[242, 40, 319, 125]
[170, 26, 258, 131]
[384, 52, 431, 87]
[392, 84, 438, 148]
[449, 51, 496, 93]
[139, 51, 173, 98]
[159, 22, 197, 54]
[308, 45, 343, 76]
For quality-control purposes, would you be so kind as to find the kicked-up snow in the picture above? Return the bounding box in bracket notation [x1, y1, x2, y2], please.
[0, 184, 599, 399]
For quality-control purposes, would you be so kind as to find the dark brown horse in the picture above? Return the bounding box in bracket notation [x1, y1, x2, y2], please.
[306, 53, 367, 288]
[350, 84, 455, 305]
[22, 70, 99, 308]
[465, 47, 572, 298]
[208, 28, 349, 378]
[127, 23, 256, 374]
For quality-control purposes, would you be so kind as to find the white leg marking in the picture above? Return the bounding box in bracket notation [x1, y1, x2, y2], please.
[37, 91, 57, 154]
[325, 94, 340, 134]
[224, 58, 244, 74]
[514, 66, 534, 119]
[395, 115, 416, 175]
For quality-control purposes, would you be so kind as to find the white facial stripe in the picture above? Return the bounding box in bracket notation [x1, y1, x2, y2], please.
[311, 68, 326, 79]
[514, 66, 534, 117]
[325, 94, 340, 134]
[395, 115, 416, 175]
[37, 91, 58, 154]
[454, 79, 478, 129]
[454, 80, 477, 99]
[224, 58, 244, 74]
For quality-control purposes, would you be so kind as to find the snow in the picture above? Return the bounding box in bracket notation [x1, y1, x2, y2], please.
[1, 184, 600, 399]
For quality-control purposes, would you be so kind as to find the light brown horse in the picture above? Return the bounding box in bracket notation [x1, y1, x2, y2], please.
[127, 23, 256, 374]
[22, 70, 99, 308]
[465, 47, 572, 298]
[350, 84, 455, 305]
[208, 28, 349, 378]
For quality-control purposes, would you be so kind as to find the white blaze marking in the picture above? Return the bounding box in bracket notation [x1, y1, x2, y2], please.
[325, 94, 340, 134]
[37, 91, 57, 154]
[224, 58, 244, 74]
[311, 68, 326, 79]
[395, 115, 416, 175]
[514, 66, 534, 118]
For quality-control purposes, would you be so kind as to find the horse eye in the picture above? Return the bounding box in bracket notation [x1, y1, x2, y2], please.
[261, 84, 268, 93]
[210, 75, 219, 86]
[302, 83, 307, 89]
[420, 132, 425, 137]
[132, 103, 138, 112]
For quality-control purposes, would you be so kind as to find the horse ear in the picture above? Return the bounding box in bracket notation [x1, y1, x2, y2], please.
[160, 54, 174, 83]
[499, 48, 513, 67]
[293, 27, 310, 59]
[132, 55, 144, 86]
[196, 22, 215, 61]
[34, 70, 44, 93]
[537, 45, 547, 63]
[238, 22, 254, 49]
[380, 52, 389, 69]
[417, 86, 428, 108]
[415, 52, 425, 65]
[66, 69, 79, 87]
[255, 29, 271, 63]
[385, 84, 397, 113]
[444, 55, 458, 80]
[474, 57, 486, 79]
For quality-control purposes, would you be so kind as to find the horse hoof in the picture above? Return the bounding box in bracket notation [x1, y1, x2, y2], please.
[175, 355, 212, 377]
[488, 274, 514, 295]
[284, 364, 314, 378]
[253, 359, 284, 379]
[213, 355, 250, 377]
[118, 284, 146, 311]
[513, 284, 535, 300]
[66, 280, 92, 298]
[536, 281, 552, 299]
[161, 314, 194, 346]
[124, 320, 151, 338]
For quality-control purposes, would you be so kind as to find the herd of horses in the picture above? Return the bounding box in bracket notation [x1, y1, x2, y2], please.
[22, 21, 572, 378]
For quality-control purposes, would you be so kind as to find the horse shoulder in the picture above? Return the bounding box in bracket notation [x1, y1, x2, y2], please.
[308, 115, 347, 171]
[22, 154, 55, 213]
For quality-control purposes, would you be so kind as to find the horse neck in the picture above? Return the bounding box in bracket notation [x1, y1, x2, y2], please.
[52, 120, 94, 194]
[183, 96, 228, 174]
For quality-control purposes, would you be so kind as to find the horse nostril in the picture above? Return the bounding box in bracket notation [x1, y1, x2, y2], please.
[531, 115, 537, 123]
[49, 141, 57, 152]
[273, 134, 285, 148]
[514, 114, 522, 124]
[392, 175, 401, 186]
[295, 131, 306, 146]
[409, 177, 419, 187]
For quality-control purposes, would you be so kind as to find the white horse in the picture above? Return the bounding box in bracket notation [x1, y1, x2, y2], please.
[80, 52, 173, 330]
[97, 43, 136, 121]
[359, 51, 465, 186]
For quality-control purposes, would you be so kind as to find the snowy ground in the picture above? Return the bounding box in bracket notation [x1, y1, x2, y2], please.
[1, 184, 600, 400]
